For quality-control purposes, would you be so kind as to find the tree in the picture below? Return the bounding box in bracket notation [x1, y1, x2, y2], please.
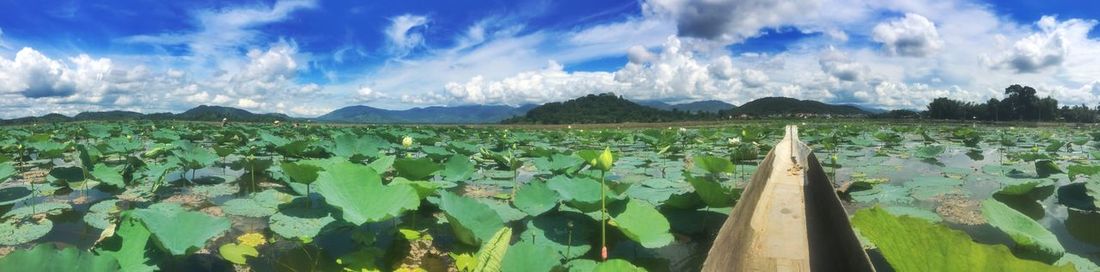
[1003, 84, 1039, 121]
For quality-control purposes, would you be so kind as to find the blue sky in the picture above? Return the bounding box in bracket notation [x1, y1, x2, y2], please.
[1, 0, 1099, 117]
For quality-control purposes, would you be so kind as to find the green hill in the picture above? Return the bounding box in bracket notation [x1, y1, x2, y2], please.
[502, 93, 698, 124]
[726, 97, 869, 116]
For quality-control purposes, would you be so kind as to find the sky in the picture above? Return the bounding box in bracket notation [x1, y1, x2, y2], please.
[1, 0, 1100, 118]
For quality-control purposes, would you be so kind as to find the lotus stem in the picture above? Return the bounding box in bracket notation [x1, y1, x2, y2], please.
[599, 169, 607, 261]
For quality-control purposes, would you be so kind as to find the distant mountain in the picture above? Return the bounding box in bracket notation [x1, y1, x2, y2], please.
[176, 105, 291, 122]
[316, 104, 534, 124]
[0, 105, 290, 125]
[73, 110, 147, 121]
[503, 93, 698, 124]
[728, 97, 870, 116]
[637, 100, 736, 113]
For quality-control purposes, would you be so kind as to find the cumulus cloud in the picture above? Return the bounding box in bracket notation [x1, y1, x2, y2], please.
[818, 47, 866, 82]
[355, 86, 386, 102]
[992, 16, 1095, 73]
[0, 47, 119, 99]
[872, 13, 943, 57]
[647, 0, 820, 43]
[385, 14, 430, 58]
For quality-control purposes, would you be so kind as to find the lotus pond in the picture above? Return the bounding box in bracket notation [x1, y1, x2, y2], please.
[0, 121, 1097, 271]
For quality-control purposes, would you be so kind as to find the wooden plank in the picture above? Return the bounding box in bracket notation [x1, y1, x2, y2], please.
[701, 125, 874, 272]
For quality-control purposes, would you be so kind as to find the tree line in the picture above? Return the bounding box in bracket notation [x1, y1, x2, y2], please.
[923, 84, 1098, 123]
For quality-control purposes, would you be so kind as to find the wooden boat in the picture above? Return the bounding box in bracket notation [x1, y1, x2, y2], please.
[702, 125, 875, 271]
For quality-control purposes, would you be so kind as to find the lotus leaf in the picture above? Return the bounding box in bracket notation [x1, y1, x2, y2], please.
[0, 244, 119, 271]
[132, 203, 231, 255]
[853, 206, 1073, 272]
[439, 191, 504, 246]
[501, 239, 560, 272]
[393, 157, 443, 180]
[219, 243, 259, 265]
[609, 199, 673, 248]
[313, 161, 418, 224]
[513, 181, 559, 216]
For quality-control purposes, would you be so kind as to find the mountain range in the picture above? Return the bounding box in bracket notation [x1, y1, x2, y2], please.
[0, 94, 873, 125]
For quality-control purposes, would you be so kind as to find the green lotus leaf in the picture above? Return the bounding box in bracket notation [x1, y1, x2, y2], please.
[48, 166, 85, 184]
[367, 155, 395, 174]
[519, 212, 595, 260]
[439, 191, 504, 246]
[1055, 253, 1100, 272]
[547, 175, 608, 212]
[313, 161, 418, 225]
[0, 186, 33, 206]
[913, 145, 946, 159]
[132, 203, 231, 256]
[330, 134, 382, 159]
[686, 174, 739, 208]
[476, 198, 527, 222]
[173, 142, 218, 171]
[91, 163, 125, 189]
[693, 155, 734, 174]
[0, 244, 119, 271]
[268, 204, 337, 240]
[219, 243, 258, 265]
[442, 154, 476, 182]
[0, 217, 53, 246]
[1067, 164, 1100, 180]
[190, 182, 238, 198]
[609, 198, 673, 249]
[853, 206, 1073, 272]
[997, 178, 1056, 196]
[513, 181, 560, 216]
[3, 202, 71, 220]
[393, 157, 443, 180]
[222, 189, 293, 217]
[501, 239, 560, 272]
[99, 213, 156, 272]
[281, 162, 322, 184]
[1036, 160, 1063, 178]
[390, 177, 441, 199]
[84, 199, 120, 230]
[1088, 180, 1100, 209]
[0, 163, 15, 184]
[982, 199, 1065, 261]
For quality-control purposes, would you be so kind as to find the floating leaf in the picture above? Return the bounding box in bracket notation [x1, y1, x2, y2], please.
[0, 217, 53, 246]
[91, 163, 125, 189]
[84, 200, 120, 230]
[913, 145, 946, 159]
[0, 244, 119, 271]
[905, 176, 965, 200]
[222, 189, 292, 217]
[852, 206, 1072, 271]
[132, 203, 231, 256]
[609, 199, 673, 249]
[219, 243, 259, 265]
[268, 205, 337, 240]
[439, 191, 504, 246]
[313, 161, 418, 225]
[513, 181, 559, 216]
[501, 239, 560, 272]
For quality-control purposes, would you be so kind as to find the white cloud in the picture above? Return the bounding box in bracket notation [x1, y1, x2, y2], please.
[646, 0, 821, 44]
[872, 13, 943, 57]
[385, 14, 430, 58]
[990, 16, 1096, 74]
[818, 47, 866, 82]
